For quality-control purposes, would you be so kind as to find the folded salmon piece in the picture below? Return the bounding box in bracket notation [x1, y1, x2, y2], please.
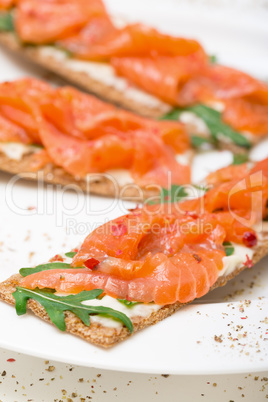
[2, 0, 266, 140]
[20, 159, 268, 305]
[0, 78, 190, 186]
[111, 53, 207, 105]
[0, 0, 15, 10]
[111, 57, 265, 108]
[57, 14, 118, 55]
[222, 85, 268, 136]
[62, 23, 205, 60]
[16, 0, 108, 44]
[181, 158, 268, 220]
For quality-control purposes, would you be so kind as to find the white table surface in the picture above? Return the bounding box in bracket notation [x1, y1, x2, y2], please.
[0, 347, 267, 402]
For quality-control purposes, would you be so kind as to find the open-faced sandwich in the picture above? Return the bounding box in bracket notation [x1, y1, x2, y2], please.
[0, 158, 267, 347]
[0, 77, 191, 198]
[0, 0, 267, 152]
[0, 77, 266, 200]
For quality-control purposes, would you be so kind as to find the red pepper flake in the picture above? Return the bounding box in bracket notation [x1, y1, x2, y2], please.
[50, 254, 64, 262]
[128, 205, 141, 216]
[111, 223, 127, 237]
[243, 254, 253, 269]
[115, 249, 123, 256]
[185, 211, 198, 219]
[241, 316, 248, 320]
[7, 358, 15, 362]
[84, 258, 100, 270]
[164, 195, 170, 201]
[193, 253, 202, 263]
[242, 232, 257, 248]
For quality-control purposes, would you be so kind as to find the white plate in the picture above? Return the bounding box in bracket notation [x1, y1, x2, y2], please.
[0, 0, 267, 375]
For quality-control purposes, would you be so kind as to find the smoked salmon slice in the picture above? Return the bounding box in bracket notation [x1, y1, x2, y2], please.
[16, 0, 108, 44]
[20, 158, 268, 305]
[0, 114, 31, 144]
[111, 53, 207, 105]
[57, 15, 117, 56]
[3, 0, 266, 139]
[0, 78, 190, 186]
[206, 163, 250, 186]
[67, 23, 206, 60]
[0, 0, 15, 10]
[223, 96, 268, 136]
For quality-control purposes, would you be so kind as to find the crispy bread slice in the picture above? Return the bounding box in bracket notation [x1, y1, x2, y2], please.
[0, 237, 267, 348]
[0, 151, 159, 200]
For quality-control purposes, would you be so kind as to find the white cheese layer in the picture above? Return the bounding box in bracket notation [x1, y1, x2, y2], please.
[39, 46, 171, 112]
[83, 296, 161, 329]
[0, 142, 41, 161]
[179, 111, 210, 137]
[249, 137, 268, 162]
[220, 244, 254, 277]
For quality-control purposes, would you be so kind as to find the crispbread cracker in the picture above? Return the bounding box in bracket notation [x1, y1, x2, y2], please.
[0, 151, 158, 200]
[0, 237, 267, 348]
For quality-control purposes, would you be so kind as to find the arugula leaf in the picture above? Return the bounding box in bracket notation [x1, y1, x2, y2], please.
[161, 104, 251, 148]
[233, 153, 249, 165]
[19, 262, 75, 277]
[13, 287, 133, 333]
[65, 251, 77, 258]
[0, 13, 14, 31]
[223, 241, 235, 256]
[210, 55, 218, 64]
[160, 109, 181, 121]
[191, 135, 213, 148]
[162, 185, 188, 203]
[193, 184, 209, 193]
[117, 299, 140, 308]
[186, 105, 251, 148]
[147, 184, 188, 205]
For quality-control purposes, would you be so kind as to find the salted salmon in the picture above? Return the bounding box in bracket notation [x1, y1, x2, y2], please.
[9, 0, 268, 139]
[57, 14, 117, 56]
[44, 86, 189, 153]
[197, 65, 262, 101]
[16, 0, 107, 44]
[20, 249, 222, 305]
[0, 78, 190, 186]
[0, 114, 31, 144]
[20, 159, 268, 305]
[0, 0, 15, 10]
[64, 23, 206, 60]
[181, 158, 268, 222]
[0, 79, 53, 143]
[206, 163, 249, 186]
[111, 53, 207, 105]
[223, 96, 268, 136]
